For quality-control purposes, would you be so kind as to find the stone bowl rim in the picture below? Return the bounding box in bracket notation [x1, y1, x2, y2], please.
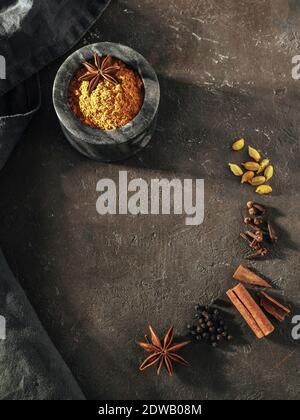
[52, 42, 160, 145]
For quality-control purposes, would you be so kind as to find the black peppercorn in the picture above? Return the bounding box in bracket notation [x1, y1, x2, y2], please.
[188, 304, 233, 347]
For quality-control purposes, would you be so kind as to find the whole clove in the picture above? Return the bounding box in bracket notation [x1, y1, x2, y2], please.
[249, 207, 257, 217]
[252, 203, 266, 215]
[245, 247, 268, 260]
[240, 201, 278, 259]
[245, 230, 264, 243]
[244, 218, 262, 233]
[267, 221, 278, 244]
[253, 216, 264, 225]
[247, 202, 266, 216]
[240, 233, 260, 250]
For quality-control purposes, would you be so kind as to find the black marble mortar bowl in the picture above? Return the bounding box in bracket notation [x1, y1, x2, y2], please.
[53, 42, 160, 162]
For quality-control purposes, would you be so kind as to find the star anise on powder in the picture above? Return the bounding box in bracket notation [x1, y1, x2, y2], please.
[78, 53, 120, 95]
[138, 326, 190, 376]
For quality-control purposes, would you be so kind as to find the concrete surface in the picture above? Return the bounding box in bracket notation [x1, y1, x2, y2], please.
[0, 0, 299, 399]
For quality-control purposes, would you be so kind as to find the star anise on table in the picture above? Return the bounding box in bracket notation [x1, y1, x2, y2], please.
[78, 53, 120, 95]
[138, 326, 190, 376]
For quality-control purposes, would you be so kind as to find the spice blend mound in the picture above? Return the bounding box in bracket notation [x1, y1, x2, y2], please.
[68, 54, 144, 130]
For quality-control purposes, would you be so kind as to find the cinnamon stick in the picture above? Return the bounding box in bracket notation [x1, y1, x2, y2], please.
[227, 284, 274, 338]
[260, 291, 290, 322]
[227, 288, 264, 338]
[233, 265, 271, 288]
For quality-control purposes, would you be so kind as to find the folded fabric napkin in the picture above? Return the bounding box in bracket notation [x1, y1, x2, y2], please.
[0, 250, 85, 400]
[0, 0, 110, 399]
[0, 0, 110, 169]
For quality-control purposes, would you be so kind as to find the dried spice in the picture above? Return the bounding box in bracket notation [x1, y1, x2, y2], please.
[240, 232, 260, 250]
[242, 162, 261, 171]
[228, 270, 291, 340]
[239, 201, 278, 259]
[138, 326, 190, 376]
[267, 221, 278, 243]
[257, 159, 270, 174]
[264, 165, 274, 181]
[256, 185, 272, 195]
[245, 229, 264, 243]
[233, 265, 271, 288]
[232, 138, 245, 151]
[245, 247, 268, 259]
[229, 163, 243, 176]
[68, 54, 144, 130]
[228, 139, 274, 194]
[250, 176, 266, 186]
[253, 216, 264, 225]
[241, 171, 254, 184]
[248, 201, 266, 214]
[248, 146, 261, 162]
[259, 291, 290, 322]
[227, 284, 274, 338]
[188, 305, 233, 347]
[79, 54, 120, 95]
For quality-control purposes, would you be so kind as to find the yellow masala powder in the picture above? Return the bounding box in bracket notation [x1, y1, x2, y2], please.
[68, 58, 144, 130]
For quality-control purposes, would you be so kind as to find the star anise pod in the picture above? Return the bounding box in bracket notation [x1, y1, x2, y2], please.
[78, 53, 120, 95]
[138, 326, 190, 376]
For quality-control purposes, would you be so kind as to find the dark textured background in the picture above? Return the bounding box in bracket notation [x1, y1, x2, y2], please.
[0, 0, 299, 400]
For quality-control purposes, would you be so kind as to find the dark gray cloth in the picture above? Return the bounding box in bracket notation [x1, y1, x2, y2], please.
[0, 0, 110, 96]
[0, 0, 110, 169]
[0, 250, 85, 400]
[0, 0, 110, 399]
[0, 74, 40, 170]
